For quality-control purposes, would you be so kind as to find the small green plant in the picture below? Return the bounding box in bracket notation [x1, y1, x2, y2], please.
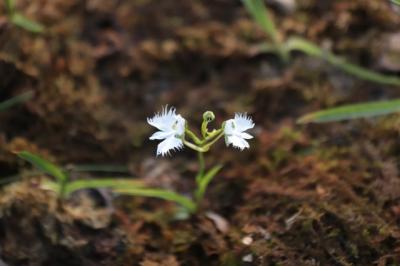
[242, 0, 400, 86]
[116, 106, 255, 214]
[17, 151, 144, 199]
[4, 0, 44, 33]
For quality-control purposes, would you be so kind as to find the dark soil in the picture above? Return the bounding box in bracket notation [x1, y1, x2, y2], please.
[1, 0, 400, 265]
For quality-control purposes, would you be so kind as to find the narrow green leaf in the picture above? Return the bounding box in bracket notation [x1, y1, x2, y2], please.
[298, 99, 400, 123]
[11, 13, 45, 33]
[391, 0, 400, 6]
[195, 165, 223, 202]
[286, 37, 322, 57]
[68, 164, 130, 173]
[242, 0, 278, 44]
[116, 188, 196, 213]
[65, 178, 144, 196]
[5, 0, 15, 13]
[286, 37, 400, 86]
[18, 151, 68, 183]
[0, 91, 33, 111]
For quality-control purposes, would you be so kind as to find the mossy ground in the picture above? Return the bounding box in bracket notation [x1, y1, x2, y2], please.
[0, 0, 400, 265]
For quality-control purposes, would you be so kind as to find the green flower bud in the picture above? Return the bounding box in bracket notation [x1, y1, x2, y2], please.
[203, 111, 215, 122]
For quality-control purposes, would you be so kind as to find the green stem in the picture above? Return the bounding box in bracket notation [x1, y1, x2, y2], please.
[194, 165, 223, 205]
[59, 179, 67, 199]
[185, 129, 202, 145]
[201, 121, 208, 138]
[181, 124, 225, 212]
[183, 140, 209, 152]
[56, 180, 68, 212]
[195, 152, 205, 183]
[184, 131, 224, 153]
[203, 132, 224, 150]
[200, 129, 223, 145]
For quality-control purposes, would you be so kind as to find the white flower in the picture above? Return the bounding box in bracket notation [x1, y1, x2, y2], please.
[148, 106, 186, 156]
[224, 113, 254, 150]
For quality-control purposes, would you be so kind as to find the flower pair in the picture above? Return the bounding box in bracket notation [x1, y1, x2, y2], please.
[148, 106, 255, 156]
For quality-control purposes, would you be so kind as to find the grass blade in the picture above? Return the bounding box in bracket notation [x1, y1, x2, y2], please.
[116, 188, 196, 213]
[0, 91, 33, 111]
[65, 178, 144, 196]
[17, 151, 68, 183]
[286, 37, 400, 86]
[298, 99, 400, 123]
[242, 0, 278, 44]
[11, 13, 44, 33]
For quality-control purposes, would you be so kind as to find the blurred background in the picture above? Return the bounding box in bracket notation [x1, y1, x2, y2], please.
[1, 0, 400, 265]
[0, 0, 399, 163]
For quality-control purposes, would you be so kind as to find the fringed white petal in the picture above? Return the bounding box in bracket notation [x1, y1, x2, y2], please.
[234, 113, 254, 131]
[226, 135, 250, 150]
[148, 106, 186, 156]
[224, 113, 254, 151]
[156, 135, 184, 156]
[147, 106, 178, 131]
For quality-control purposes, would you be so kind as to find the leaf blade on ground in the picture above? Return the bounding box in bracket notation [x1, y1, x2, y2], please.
[116, 188, 196, 213]
[65, 178, 144, 196]
[298, 99, 400, 123]
[286, 37, 400, 86]
[11, 13, 44, 33]
[17, 151, 68, 183]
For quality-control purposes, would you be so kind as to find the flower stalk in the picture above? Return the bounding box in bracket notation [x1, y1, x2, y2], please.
[196, 151, 205, 183]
